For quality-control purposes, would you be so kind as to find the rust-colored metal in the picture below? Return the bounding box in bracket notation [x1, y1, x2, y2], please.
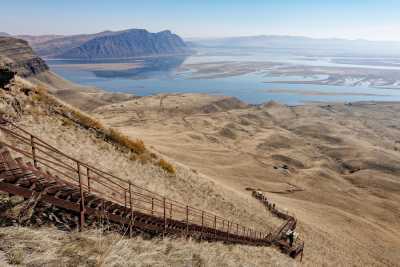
[87, 168, 91, 192]
[186, 205, 189, 236]
[77, 162, 85, 231]
[163, 197, 166, 237]
[30, 135, 38, 168]
[129, 182, 133, 237]
[151, 198, 154, 215]
[0, 119, 283, 251]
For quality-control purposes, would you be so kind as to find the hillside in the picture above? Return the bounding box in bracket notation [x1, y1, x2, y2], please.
[1, 36, 399, 266]
[58, 29, 190, 59]
[0, 37, 135, 111]
[17, 29, 191, 59]
[0, 37, 49, 77]
[0, 72, 291, 266]
[21, 31, 114, 58]
[95, 94, 400, 266]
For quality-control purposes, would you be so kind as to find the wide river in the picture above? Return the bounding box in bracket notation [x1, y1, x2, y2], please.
[47, 47, 400, 105]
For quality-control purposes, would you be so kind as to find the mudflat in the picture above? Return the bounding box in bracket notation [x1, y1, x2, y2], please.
[93, 93, 400, 266]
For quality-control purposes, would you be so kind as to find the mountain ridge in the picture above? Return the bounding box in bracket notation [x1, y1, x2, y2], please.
[0, 37, 49, 77]
[59, 29, 190, 59]
[16, 28, 191, 59]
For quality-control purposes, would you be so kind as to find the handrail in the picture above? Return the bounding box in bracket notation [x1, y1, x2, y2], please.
[0, 117, 267, 241]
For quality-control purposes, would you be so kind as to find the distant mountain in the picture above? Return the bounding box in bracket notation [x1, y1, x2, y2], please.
[0, 37, 49, 77]
[191, 35, 400, 56]
[0, 32, 10, 37]
[58, 29, 190, 59]
[24, 31, 114, 57]
[18, 29, 191, 59]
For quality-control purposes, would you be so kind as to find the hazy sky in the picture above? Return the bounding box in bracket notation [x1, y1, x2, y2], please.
[2, 0, 400, 41]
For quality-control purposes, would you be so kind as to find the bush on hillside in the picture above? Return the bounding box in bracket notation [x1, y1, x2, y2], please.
[157, 159, 175, 174]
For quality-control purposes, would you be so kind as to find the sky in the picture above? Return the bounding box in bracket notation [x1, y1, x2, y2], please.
[2, 0, 400, 41]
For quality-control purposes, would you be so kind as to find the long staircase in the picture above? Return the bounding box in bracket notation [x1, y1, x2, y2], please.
[252, 190, 304, 260]
[0, 117, 304, 260]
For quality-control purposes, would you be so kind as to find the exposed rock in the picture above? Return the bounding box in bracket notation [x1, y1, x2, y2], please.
[58, 29, 191, 59]
[0, 68, 15, 88]
[0, 37, 49, 77]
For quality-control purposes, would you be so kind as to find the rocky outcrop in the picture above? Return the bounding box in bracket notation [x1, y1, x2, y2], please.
[58, 29, 190, 59]
[0, 68, 15, 88]
[0, 37, 49, 77]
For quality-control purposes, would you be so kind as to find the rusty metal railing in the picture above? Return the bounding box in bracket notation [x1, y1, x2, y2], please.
[0, 117, 267, 242]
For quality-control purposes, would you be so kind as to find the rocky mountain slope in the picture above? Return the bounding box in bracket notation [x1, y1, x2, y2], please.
[22, 31, 113, 58]
[0, 37, 134, 111]
[17, 29, 190, 59]
[58, 29, 190, 59]
[0, 37, 48, 77]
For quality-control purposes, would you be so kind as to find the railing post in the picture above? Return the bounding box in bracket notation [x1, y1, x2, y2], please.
[214, 216, 217, 238]
[227, 221, 230, 240]
[86, 168, 91, 193]
[170, 203, 172, 220]
[236, 223, 239, 236]
[151, 198, 154, 215]
[30, 135, 38, 168]
[163, 197, 166, 237]
[129, 182, 133, 237]
[201, 211, 204, 240]
[77, 162, 85, 232]
[124, 190, 127, 209]
[186, 205, 189, 236]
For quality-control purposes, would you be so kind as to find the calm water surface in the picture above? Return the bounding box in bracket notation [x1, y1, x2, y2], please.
[48, 48, 400, 105]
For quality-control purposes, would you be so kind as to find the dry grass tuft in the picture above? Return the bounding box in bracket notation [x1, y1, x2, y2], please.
[108, 128, 146, 154]
[158, 159, 176, 174]
[7, 247, 24, 265]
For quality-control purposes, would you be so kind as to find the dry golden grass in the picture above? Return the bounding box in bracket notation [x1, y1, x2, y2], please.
[108, 128, 146, 154]
[2, 80, 180, 178]
[0, 226, 295, 267]
[158, 159, 176, 174]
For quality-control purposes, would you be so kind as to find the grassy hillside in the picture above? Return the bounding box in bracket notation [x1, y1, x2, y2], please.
[0, 77, 288, 266]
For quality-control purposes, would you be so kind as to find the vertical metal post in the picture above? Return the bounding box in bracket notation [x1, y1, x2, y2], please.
[86, 168, 91, 193]
[227, 221, 230, 240]
[300, 245, 304, 262]
[129, 182, 133, 237]
[214, 216, 217, 238]
[151, 198, 154, 215]
[77, 162, 85, 231]
[186, 205, 189, 236]
[163, 197, 166, 237]
[201, 211, 204, 240]
[30, 135, 38, 168]
[124, 190, 127, 209]
[236, 223, 239, 235]
[170, 203, 172, 220]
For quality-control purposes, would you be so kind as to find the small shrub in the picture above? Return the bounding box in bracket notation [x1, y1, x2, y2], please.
[71, 109, 104, 130]
[158, 159, 175, 174]
[137, 153, 152, 164]
[108, 129, 146, 154]
[7, 247, 24, 265]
